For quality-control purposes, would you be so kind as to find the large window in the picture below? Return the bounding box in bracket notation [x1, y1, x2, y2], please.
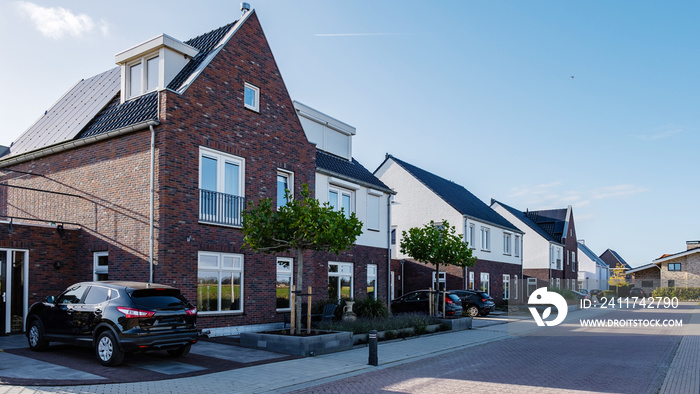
[199, 147, 245, 226]
[328, 262, 353, 300]
[198, 252, 243, 313]
[480, 272, 490, 295]
[367, 264, 377, 299]
[481, 227, 490, 251]
[276, 258, 293, 310]
[329, 186, 353, 218]
[432, 271, 446, 291]
[366, 193, 381, 231]
[527, 278, 538, 297]
[277, 170, 293, 208]
[503, 274, 510, 300]
[93, 251, 108, 281]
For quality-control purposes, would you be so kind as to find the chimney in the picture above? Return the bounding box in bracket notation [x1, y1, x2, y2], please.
[687, 240, 700, 251]
[241, 2, 251, 16]
[578, 239, 585, 245]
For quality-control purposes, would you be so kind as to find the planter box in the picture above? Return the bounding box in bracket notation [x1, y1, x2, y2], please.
[439, 316, 472, 331]
[240, 330, 353, 357]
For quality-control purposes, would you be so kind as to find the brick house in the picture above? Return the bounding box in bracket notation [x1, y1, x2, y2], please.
[375, 155, 523, 304]
[627, 263, 660, 294]
[0, 7, 386, 336]
[651, 241, 700, 289]
[600, 248, 633, 283]
[491, 200, 579, 295]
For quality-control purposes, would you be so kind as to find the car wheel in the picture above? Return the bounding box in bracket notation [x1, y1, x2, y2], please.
[167, 344, 191, 358]
[27, 319, 49, 351]
[466, 305, 479, 317]
[96, 331, 124, 366]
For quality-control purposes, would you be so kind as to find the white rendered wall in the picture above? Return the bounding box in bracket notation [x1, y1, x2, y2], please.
[464, 217, 522, 266]
[577, 247, 598, 290]
[492, 203, 556, 270]
[315, 173, 389, 249]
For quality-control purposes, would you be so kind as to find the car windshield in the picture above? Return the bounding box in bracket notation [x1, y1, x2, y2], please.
[129, 289, 190, 309]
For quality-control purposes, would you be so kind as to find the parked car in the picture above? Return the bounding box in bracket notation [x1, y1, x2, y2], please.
[449, 290, 496, 317]
[629, 287, 647, 297]
[570, 290, 588, 300]
[589, 289, 603, 299]
[578, 289, 590, 297]
[391, 290, 463, 317]
[26, 281, 198, 366]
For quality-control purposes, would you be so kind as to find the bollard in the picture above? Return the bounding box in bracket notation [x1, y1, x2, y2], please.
[368, 329, 378, 366]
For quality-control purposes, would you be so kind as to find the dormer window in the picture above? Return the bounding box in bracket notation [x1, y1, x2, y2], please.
[127, 55, 161, 99]
[116, 34, 198, 103]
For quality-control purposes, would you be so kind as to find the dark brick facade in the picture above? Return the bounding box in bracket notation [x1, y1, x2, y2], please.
[0, 13, 388, 331]
[393, 258, 521, 304]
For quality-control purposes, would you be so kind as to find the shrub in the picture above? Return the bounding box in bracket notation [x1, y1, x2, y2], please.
[652, 287, 700, 301]
[384, 330, 397, 340]
[353, 297, 390, 319]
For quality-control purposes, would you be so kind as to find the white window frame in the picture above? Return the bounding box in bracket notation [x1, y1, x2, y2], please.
[469, 223, 476, 249]
[328, 262, 354, 300]
[197, 252, 244, 314]
[367, 264, 378, 299]
[469, 271, 475, 290]
[328, 186, 354, 218]
[556, 278, 561, 289]
[480, 272, 490, 295]
[366, 191, 381, 231]
[127, 54, 160, 99]
[93, 251, 108, 281]
[276, 258, 293, 311]
[481, 227, 491, 251]
[571, 252, 576, 272]
[503, 274, 510, 300]
[199, 147, 245, 225]
[244, 82, 260, 112]
[503, 233, 512, 255]
[514, 235, 520, 257]
[527, 277, 538, 297]
[514, 275, 519, 300]
[432, 271, 447, 291]
[276, 170, 293, 208]
[557, 249, 562, 270]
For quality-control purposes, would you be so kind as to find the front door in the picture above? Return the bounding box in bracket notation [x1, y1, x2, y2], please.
[0, 249, 28, 334]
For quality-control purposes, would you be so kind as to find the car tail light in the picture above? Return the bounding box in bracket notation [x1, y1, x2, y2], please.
[117, 307, 155, 318]
[481, 299, 488, 302]
[185, 307, 197, 316]
[445, 296, 453, 304]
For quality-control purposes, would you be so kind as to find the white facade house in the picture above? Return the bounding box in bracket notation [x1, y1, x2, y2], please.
[294, 101, 394, 251]
[375, 155, 522, 302]
[577, 241, 610, 291]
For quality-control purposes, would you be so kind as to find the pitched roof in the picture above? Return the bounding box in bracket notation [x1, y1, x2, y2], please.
[577, 242, 609, 268]
[6, 20, 240, 157]
[600, 249, 632, 269]
[492, 199, 560, 243]
[316, 151, 393, 194]
[524, 208, 567, 242]
[384, 155, 520, 232]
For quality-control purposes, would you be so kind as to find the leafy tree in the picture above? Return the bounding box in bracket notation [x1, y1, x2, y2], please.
[400, 220, 476, 316]
[243, 184, 363, 334]
[608, 268, 629, 296]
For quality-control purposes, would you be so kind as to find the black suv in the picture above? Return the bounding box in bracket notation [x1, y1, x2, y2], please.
[450, 290, 496, 317]
[391, 290, 463, 317]
[26, 281, 198, 366]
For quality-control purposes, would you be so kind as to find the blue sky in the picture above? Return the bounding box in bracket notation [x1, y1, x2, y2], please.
[1, 1, 697, 267]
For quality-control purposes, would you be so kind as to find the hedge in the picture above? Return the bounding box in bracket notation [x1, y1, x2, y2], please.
[651, 287, 700, 301]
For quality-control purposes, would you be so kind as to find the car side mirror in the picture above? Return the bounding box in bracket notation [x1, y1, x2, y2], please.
[45, 295, 55, 304]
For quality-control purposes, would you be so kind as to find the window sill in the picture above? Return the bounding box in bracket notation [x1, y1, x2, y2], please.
[367, 228, 380, 232]
[198, 311, 244, 316]
[198, 220, 243, 229]
[244, 105, 260, 113]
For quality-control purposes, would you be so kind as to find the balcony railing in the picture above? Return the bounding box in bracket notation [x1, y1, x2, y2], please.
[199, 189, 245, 227]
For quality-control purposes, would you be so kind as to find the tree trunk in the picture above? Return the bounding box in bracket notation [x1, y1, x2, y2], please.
[434, 262, 440, 317]
[294, 248, 304, 335]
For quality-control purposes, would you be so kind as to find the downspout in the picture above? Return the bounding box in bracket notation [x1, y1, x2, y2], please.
[149, 124, 155, 283]
[387, 195, 392, 303]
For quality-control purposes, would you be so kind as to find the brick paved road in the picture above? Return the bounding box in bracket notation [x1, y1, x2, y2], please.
[290, 306, 687, 394]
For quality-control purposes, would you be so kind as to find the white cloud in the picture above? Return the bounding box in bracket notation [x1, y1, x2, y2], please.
[635, 127, 683, 141]
[591, 184, 648, 200]
[508, 182, 646, 209]
[15, 1, 108, 39]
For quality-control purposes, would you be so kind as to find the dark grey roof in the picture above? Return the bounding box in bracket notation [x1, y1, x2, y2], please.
[316, 151, 393, 193]
[492, 199, 559, 243]
[0, 146, 9, 158]
[524, 208, 567, 242]
[385, 156, 520, 232]
[600, 249, 632, 269]
[77, 92, 158, 138]
[167, 22, 237, 91]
